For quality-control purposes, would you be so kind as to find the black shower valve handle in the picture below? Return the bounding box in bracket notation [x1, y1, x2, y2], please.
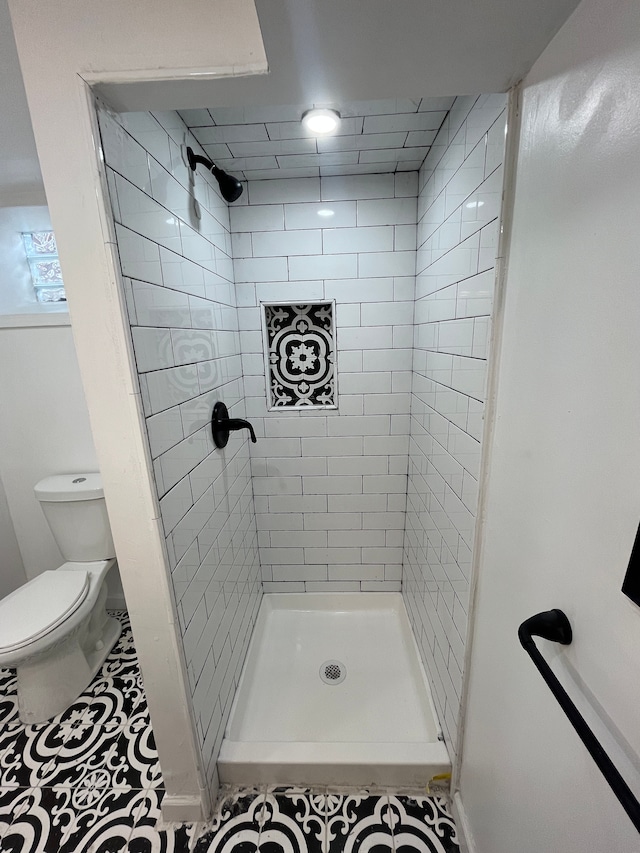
[226, 418, 257, 443]
[211, 401, 257, 449]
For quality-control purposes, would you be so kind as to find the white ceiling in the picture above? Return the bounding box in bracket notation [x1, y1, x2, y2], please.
[0, 0, 44, 207]
[96, 0, 581, 112]
[0, 0, 582, 203]
[179, 97, 454, 181]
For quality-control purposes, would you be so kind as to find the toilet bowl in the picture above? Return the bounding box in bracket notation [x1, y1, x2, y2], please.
[0, 473, 122, 724]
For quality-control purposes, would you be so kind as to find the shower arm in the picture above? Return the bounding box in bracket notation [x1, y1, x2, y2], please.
[186, 147, 219, 176]
[519, 609, 640, 834]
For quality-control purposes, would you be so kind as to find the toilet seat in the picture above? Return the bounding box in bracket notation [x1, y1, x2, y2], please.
[0, 570, 89, 653]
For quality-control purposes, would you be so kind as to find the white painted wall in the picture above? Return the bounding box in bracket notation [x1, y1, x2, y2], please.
[0, 323, 98, 579]
[0, 205, 55, 597]
[0, 0, 45, 207]
[0, 206, 124, 605]
[0, 205, 116, 598]
[0, 472, 24, 598]
[460, 0, 640, 850]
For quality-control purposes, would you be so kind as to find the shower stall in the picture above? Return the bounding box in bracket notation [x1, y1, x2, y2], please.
[95, 91, 508, 797]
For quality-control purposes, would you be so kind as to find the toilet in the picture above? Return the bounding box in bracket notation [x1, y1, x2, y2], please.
[0, 473, 122, 724]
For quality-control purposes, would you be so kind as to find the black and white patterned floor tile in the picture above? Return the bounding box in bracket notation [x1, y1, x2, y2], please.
[0, 786, 198, 852]
[325, 790, 391, 853]
[192, 788, 459, 853]
[126, 789, 198, 853]
[387, 795, 459, 853]
[0, 611, 172, 853]
[0, 612, 460, 852]
[193, 787, 265, 853]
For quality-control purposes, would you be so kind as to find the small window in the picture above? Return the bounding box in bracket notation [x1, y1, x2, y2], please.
[21, 231, 66, 303]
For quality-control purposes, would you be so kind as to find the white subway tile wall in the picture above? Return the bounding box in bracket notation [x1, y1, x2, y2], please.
[232, 174, 418, 591]
[402, 95, 507, 761]
[98, 107, 262, 798]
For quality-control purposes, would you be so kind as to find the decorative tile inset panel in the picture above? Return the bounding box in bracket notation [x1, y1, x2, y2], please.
[264, 303, 336, 409]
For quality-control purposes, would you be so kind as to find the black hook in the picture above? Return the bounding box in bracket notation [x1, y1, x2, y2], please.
[211, 401, 257, 449]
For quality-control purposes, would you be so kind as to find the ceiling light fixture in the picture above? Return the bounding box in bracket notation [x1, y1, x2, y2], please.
[302, 108, 341, 135]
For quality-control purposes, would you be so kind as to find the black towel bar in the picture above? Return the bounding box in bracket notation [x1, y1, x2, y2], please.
[518, 610, 640, 834]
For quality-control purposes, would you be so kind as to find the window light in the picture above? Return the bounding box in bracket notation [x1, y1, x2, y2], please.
[22, 231, 66, 303]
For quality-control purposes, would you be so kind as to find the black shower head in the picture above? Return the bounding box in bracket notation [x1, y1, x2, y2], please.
[186, 146, 243, 203]
[210, 165, 243, 203]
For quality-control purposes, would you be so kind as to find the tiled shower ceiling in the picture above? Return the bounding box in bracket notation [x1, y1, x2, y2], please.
[178, 97, 454, 181]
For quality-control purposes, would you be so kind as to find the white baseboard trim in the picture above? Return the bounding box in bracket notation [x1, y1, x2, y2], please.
[160, 793, 208, 823]
[452, 791, 476, 853]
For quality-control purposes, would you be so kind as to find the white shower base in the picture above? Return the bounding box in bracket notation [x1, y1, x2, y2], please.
[218, 593, 450, 787]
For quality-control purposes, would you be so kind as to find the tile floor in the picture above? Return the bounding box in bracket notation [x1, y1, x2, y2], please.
[197, 788, 460, 853]
[0, 612, 460, 853]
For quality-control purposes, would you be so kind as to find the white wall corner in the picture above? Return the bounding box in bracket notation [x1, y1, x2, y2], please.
[451, 792, 477, 853]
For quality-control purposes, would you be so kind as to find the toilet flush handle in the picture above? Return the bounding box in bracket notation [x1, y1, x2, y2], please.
[211, 401, 257, 449]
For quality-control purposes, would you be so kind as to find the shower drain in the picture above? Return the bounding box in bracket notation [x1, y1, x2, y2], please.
[319, 659, 346, 685]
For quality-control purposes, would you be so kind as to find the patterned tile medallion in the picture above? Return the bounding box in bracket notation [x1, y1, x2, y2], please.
[261, 788, 326, 853]
[194, 788, 264, 853]
[388, 796, 459, 853]
[264, 303, 336, 408]
[325, 792, 393, 853]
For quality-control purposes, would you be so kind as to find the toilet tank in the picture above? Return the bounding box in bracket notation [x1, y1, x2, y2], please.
[34, 473, 116, 562]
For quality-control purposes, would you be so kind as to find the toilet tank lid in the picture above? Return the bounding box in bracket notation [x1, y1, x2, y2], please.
[35, 473, 104, 502]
